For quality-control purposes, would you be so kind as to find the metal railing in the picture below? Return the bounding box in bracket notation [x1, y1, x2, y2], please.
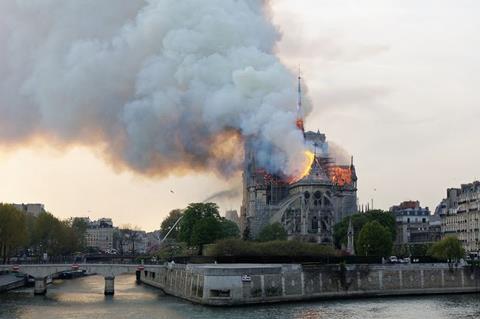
[2, 254, 160, 265]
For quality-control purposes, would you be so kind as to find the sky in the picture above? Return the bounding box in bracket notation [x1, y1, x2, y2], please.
[1, 0, 479, 230]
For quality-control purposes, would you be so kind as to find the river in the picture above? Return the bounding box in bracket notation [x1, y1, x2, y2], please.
[1, 275, 479, 319]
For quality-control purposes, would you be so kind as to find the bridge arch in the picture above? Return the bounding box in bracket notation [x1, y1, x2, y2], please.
[0, 264, 160, 295]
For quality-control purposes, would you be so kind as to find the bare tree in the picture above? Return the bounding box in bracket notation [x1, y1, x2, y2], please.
[120, 224, 142, 255]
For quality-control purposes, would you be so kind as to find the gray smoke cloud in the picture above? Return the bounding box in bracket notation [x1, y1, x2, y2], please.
[0, 0, 312, 178]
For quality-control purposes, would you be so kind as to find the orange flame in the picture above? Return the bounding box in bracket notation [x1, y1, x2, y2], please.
[330, 166, 352, 186]
[296, 119, 304, 132]
[300, 150, 315, 178]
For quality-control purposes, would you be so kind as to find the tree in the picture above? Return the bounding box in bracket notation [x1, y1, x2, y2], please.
[392, 244, 409, 257]
[59, 220, 83, 255]
[0, 204, 28, 263]
[31, 212, 81, 257]
[257, 223, 288, 242]
[24, 212, 36, 248]
[178, 203, 227, 254]
[113, 229, 125, 254]
[32, 212, 62, 256]
[220, 219, 240, 239]
[178, 203, 221, 246]
[71, 217, 89, 251]
[409, 243, 432, 256]
[120, 225, 143, 255]
[367, 210, 396, 240]
[334, 210, 396, 251]
[357, 221, 393, 257]
[334, 213, 367, 248]
[428, 236, 464, 263]
[176, 203, 243, 255]
[191, 216, 223, 251]
[160, 209, 183, 240]
[0, 207, 83, 261]
[243, 225, 251, 241]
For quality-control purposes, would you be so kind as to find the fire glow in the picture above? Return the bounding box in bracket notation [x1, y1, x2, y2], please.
[288, 150, 315, 183]
[330, 166, 353, 186]
[287, 150, 354, 186]
[299, 150, 315, 179]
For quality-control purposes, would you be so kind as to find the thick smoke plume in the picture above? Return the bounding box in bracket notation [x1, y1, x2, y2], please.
[0, 0, 311, 177]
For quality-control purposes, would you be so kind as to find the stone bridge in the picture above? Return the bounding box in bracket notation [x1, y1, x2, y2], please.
[0, 264, 165, 295]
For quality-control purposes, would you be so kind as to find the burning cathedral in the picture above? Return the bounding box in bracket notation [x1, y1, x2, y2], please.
[240, 76, 358, 244]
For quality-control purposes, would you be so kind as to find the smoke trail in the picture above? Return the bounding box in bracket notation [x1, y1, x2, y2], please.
[202, 188, 240, 203]
[0, 0, 311, 177]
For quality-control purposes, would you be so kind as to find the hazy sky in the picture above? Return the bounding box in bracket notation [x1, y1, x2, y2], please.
[1, 1, 479, 230]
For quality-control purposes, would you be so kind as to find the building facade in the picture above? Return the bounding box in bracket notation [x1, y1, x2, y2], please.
[240, 130, 357, 243]
[389, 201, 440, 246]
[13, 203, 46, 217]
[85, 218, 114, 252]
[436, 181, 480, 252]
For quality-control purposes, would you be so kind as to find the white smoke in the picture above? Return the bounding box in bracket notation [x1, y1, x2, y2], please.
[0, 0, 311, 177]
[328, 142, 351, 166]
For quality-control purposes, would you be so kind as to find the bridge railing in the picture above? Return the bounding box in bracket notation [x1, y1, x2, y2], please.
[3, 255, 162, 265]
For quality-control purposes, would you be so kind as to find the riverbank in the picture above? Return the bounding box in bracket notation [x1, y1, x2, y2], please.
[0, 273, 26, 292]
[2, 274, 479, 319]
[140, 263, 480, 306]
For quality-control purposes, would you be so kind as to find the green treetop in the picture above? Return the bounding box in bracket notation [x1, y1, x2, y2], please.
[334, 210, 396, 251]
[428, 236, 465, 263]
[160, 209, 184, 240]
[0, 204, 28, 263]
[357, 220, 393, 257]
[177, 202, 240, 255]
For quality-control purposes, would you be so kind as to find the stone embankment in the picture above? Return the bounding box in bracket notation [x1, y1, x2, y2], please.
[140, 263, 480, 306]
[0, 273, 26, 292]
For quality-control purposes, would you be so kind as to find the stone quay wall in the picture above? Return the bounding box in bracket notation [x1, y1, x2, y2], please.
[140, 263, 480, 306]
[0, 274, 26, 293]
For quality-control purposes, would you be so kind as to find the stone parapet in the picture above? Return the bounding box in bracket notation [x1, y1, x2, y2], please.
[140, 263, 480, 306]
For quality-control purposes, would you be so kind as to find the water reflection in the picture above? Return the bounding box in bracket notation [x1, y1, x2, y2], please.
[1, 275, 480, 319]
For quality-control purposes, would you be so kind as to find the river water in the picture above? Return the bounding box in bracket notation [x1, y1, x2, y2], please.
[1, 275, 479, 319]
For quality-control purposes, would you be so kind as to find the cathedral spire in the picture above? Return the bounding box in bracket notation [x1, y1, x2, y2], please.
[347, 217, 355, 255]
[296, 67, 305, 133]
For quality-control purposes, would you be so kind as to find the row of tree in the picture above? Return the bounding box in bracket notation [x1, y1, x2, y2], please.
[335, 210, 465, 261]
[0, 204, 28, 263]
[150, 203, 467, 262]
[159, 206, 401, 257]
[0, 204, 86, 262]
